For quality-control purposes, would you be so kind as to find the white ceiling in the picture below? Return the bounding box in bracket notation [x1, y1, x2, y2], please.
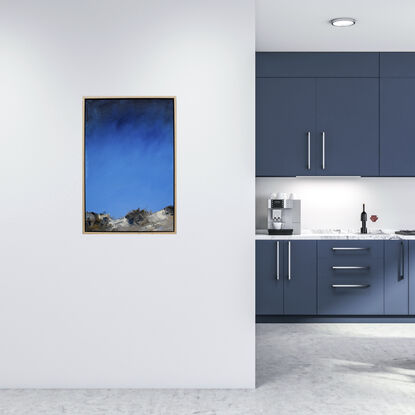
[256, 0, 415, 51]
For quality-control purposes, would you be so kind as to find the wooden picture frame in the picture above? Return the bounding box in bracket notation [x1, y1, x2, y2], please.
[83, 97, 176, 234]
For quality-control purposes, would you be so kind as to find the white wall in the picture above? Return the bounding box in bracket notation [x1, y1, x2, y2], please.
[0, 0, 255, 388]
[257, 177, 415, 231]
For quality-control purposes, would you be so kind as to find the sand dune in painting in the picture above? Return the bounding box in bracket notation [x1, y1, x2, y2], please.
[85, 206, 174, 232]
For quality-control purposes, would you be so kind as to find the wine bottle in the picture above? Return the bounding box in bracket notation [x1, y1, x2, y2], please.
[361, 203, 367, 234]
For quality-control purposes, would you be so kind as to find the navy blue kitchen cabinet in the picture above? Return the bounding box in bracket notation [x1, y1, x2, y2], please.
[256, 240, 283, 315]
[316, 78, 379, 176]
[380, 53, 415, 176]
[410, 242, 415, 315]
[380, 53, 415, 77]
[256, 240, 317, 315]
[256, 52, 415, 177]
[283, 241, 317, 314]
[257, 239, 415, 317]
[256, 53, 380, 177]
[385, 241, 409, 315]
[380, 78, 415, 176]
[317, 241, 384, 315]
[256, 78, 316, 176]
[257, 52, 379, 78]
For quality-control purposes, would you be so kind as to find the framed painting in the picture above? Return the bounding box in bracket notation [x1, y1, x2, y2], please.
[83, 97, 176, 233]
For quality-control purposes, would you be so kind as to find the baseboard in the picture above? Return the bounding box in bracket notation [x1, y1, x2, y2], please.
[256, 315, 415, 323]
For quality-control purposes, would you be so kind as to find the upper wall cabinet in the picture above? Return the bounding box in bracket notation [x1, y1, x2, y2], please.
[256, 52, 380, 177]
[379, 53, 415, 176]
[257, 52, 415, 177]
[256, 78, 317, 176]
[256, 77, 379, 176]
[380, 53, 415, 77]
[380, 79, 415, 176]
[316, 78, 379, 176]
[257, 52, 379, 78]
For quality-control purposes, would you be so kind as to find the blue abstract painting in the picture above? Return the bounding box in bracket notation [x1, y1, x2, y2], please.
[84, 98, 175, 232]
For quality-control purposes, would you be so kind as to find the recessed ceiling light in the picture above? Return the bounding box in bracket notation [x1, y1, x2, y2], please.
[330, 17, 356, 27]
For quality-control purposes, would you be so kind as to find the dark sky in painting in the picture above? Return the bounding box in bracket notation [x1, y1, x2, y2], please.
[85, 98, 174, 218]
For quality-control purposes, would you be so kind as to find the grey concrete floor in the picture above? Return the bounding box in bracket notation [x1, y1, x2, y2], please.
[1, 324, 415, 414]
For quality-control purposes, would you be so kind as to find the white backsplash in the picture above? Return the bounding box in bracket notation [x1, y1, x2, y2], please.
[256, 177, 415, 231]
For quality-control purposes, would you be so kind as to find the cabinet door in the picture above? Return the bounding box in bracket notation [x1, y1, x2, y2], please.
[318, 241, 384, 315]
[256, 78, 316, 176]
[283, 241, 317, 315]
[385, 241, 409, 315]
[380, 79, 415, 176]
[256, 240, 283, 315]
[316, 78, 379, 176]
[410, 242, 415, 315]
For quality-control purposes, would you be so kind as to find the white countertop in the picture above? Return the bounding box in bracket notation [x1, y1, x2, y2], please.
[255, 229, 415, 240]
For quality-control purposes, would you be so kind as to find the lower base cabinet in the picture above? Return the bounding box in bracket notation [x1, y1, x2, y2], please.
[385, 241, 409, 315]
[256, 240, 317, 315]
[256, 239, 415, 317]
[284, 241, 317, 315]
[318, 241, 384, 315]
[410, 242, 415, 315]
[256, 240, 283, 315]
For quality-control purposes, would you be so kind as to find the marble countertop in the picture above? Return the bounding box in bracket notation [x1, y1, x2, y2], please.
[255, 229, 415, 240]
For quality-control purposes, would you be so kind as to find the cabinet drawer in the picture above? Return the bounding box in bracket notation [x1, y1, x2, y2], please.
[318, 241, 384, 315]
[320, 240, 379, 261]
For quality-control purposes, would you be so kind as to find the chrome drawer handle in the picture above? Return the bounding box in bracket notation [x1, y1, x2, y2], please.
[332, 266, 370, 270]
[287, 241, 291, 281]
[322, 131, 326, 170]
[331, 284, 370, 288]
[307, 131, 311, 170]
[332, 247, 370, 251]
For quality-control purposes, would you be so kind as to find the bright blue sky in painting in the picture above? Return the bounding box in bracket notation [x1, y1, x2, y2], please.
[85, 99, 174, 219]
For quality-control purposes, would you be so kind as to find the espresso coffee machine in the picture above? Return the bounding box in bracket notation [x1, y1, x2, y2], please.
[267, 194, 301, 235]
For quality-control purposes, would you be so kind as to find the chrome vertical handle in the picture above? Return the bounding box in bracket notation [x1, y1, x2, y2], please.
[322, 131, 326, 170]
[276, 241, 280, 280]
[307, 131, 311, 170]
[287, 241, 291, 280]
[399, 241, 405, 281]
